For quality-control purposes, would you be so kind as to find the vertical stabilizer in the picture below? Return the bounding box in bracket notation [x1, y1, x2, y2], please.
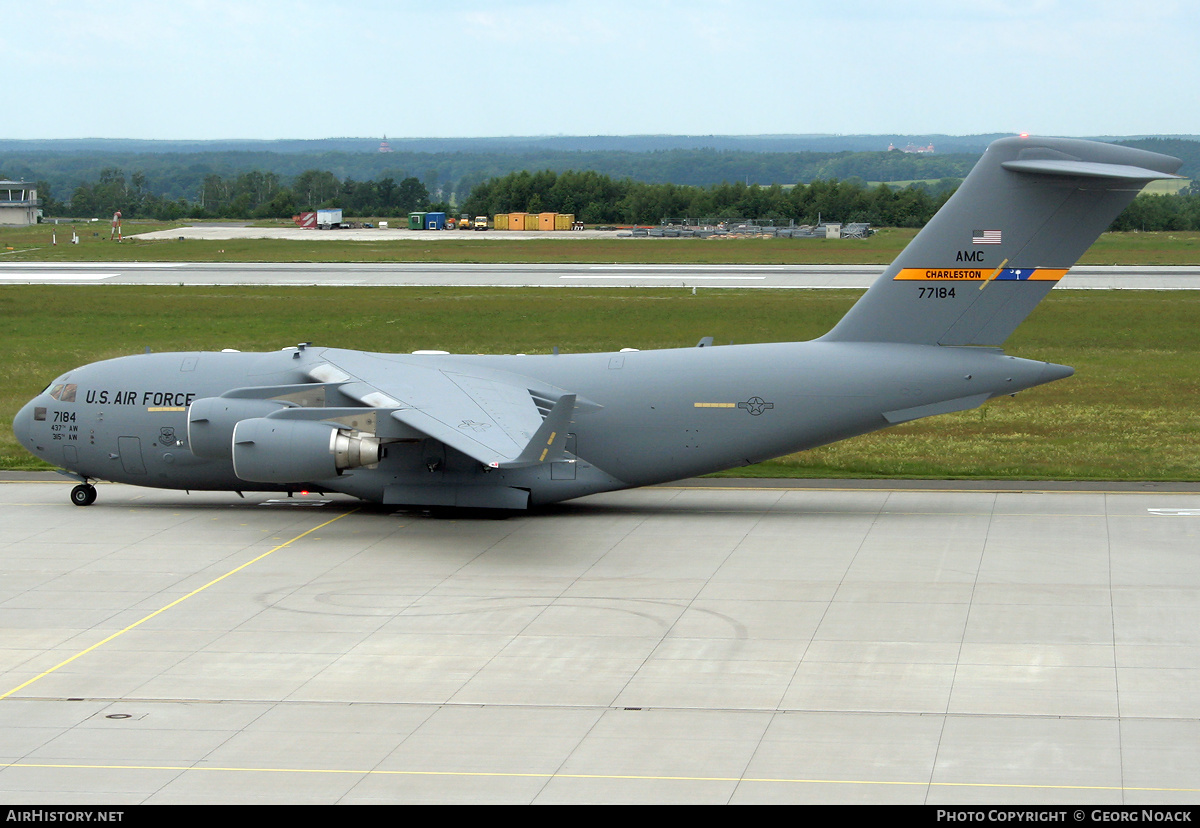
[822, 136, 1182, 346]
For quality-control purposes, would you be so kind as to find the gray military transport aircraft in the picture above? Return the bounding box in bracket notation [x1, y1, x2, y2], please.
[12, 136, 1183, 511]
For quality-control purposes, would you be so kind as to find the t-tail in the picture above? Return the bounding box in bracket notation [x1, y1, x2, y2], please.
[823, 136, 1183, 346]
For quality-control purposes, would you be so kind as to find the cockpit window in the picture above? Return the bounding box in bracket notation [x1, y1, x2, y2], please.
[48, 383, 77, 402]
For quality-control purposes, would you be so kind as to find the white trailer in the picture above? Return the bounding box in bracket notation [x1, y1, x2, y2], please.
[316, 208, 343, 229]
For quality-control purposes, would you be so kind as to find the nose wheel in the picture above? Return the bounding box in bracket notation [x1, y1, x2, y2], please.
[70, 483, 98, 507]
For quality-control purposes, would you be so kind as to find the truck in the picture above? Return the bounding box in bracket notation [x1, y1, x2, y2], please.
[474, 216, 488, 231]
[316, 208, 343, 229]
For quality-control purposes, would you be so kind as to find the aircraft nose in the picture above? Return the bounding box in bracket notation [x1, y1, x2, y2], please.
[13, 399, 35, 448]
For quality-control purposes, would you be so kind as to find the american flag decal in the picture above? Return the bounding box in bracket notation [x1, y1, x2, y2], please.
[972, 229, 1002, 245]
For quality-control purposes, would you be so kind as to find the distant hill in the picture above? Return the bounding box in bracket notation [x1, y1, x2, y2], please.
[4, 133, 1197, 156]
[1114, 137, 1200, 179]
[0, 133, 1147, 156]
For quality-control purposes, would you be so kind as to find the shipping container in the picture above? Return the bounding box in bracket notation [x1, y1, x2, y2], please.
[538, 212, 557, 231]
[524, 213, 539, 231]
[554, 213, 575, 231]
[507, 212, 528, 231]
[493, 213, 509, 230]
[316, 208, 342, 229]
[408, 212, 427, 230]
[425, 212, 447, 230]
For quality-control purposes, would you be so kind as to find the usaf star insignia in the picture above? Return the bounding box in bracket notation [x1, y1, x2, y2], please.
[738, 397, 774, 416]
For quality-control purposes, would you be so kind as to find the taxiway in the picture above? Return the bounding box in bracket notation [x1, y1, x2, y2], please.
[1, 261, 1199, 289]
[2, 478, 1198, 804]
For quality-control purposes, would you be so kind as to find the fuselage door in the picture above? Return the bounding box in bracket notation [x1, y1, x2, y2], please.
[117, 436, 147, 475]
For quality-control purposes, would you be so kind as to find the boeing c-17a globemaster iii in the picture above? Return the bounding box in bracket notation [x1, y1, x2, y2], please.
[12, 137, 1183, 511]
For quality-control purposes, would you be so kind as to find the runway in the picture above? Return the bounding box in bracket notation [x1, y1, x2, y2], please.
[2, 261, 1200, 289]
[2, 477, 1198, 804]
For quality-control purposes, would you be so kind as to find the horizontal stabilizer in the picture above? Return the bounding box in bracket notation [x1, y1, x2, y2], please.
[1000, 159, 1185, 180]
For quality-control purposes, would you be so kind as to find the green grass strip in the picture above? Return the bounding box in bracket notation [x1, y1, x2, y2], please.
[3, 286, 1197, 480]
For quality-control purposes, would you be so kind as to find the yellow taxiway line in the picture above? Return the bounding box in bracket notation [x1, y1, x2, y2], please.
[0, 760, 1196, 794]
[0, 508, 358, 701]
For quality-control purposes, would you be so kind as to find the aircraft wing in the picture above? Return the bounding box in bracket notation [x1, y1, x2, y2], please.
[308, 352, 578, 469]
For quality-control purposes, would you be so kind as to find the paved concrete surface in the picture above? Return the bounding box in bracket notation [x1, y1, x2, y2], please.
[2, 261, 1199, 289]
[131, 226, 626, 241]
[2, 478, 1198, 804]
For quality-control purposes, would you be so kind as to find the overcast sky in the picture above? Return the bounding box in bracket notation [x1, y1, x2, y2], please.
[11, 0, 1197, 140]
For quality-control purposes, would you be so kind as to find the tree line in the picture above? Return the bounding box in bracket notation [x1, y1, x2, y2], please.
[4, 147, 986, 211]
[25, 165, 1200, 232]
[44, 168, 434, 220]
[459, 169, 959, 226]
[1108, 182, 1200, 231]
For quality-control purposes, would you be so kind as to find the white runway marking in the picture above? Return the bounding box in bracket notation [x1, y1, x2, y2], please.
[562, 274, 766, 280]
[588, 264, 786, 271]
[0, 274, 115, 280]
[0, 262, 186, 268]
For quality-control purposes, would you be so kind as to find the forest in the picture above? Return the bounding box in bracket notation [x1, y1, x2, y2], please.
[7, 137, 1200, 229]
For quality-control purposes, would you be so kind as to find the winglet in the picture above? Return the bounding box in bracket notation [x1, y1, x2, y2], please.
[497, 394, 576, 469]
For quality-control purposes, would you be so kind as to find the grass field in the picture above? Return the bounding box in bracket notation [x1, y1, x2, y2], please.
[5, 222, 1200, 265]
[2, 285, 1197, 480]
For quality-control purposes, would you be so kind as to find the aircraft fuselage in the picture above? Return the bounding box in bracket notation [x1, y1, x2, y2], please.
[13, 342, 1069, 508]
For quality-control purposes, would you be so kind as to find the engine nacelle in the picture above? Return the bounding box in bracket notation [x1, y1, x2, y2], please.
[231, 417, 382, 484]
[188, 397, 287, 459]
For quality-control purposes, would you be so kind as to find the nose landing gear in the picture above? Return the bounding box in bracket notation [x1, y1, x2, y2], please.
[70, 483, 98, 507]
